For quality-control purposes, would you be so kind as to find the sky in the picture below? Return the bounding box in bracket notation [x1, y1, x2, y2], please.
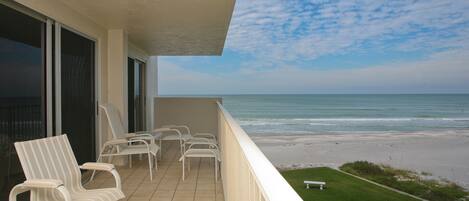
[159, 0, 469, 95]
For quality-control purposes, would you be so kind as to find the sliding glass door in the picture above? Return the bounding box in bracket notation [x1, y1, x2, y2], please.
[128, 58, 146, 132]
[0, 4, 46, 200]
[0, 3, 97, 200]
[60, 28, 96, 165]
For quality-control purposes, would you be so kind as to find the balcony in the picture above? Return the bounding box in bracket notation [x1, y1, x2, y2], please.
[86, 141, 223, 201]
[86, 97, 302, 201]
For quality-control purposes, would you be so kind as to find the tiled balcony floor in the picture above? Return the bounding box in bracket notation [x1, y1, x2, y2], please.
[84, 142, 224, 201]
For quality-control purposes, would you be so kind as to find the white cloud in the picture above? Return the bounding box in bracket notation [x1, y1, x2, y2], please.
[159, 49, 469, 94]
[226, 0, 469, 62]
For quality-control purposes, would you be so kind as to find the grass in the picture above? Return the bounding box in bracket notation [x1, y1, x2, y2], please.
[340, 161, 469, 201]
[281, 167, 419, 201]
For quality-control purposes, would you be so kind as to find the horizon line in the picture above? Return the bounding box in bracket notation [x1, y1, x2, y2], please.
[158, 92, 469, 96]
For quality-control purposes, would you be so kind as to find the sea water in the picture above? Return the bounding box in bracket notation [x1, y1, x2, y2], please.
[221, 94, 469, 135]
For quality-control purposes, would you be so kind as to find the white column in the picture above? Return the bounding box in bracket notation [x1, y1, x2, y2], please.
[146, 56, 158, 130]
[107, 29, 128, 130]
[107, 29, 128, 166]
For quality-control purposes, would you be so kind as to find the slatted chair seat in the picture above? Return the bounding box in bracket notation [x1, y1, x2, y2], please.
[71, 188, 124, 201]
[9, 134, 124, 201]
[119, 143, 159, 156]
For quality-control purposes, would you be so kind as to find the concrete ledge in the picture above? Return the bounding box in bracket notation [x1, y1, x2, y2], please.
[154, 97, 222, 138]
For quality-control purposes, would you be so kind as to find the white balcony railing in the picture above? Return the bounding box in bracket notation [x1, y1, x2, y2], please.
[217, 102, 303, 201]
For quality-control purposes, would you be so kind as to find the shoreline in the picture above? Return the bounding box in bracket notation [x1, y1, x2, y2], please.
[251, 130, 469, 189]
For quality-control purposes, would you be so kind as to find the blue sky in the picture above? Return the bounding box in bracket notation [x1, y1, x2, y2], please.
[159, 0, 469, 95]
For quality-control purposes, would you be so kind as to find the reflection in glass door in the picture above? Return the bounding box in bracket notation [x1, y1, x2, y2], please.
[128, 58, 146, 132]
[0, 4, 46, 200]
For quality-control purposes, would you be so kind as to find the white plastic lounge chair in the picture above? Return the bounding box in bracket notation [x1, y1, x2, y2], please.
[179, 141, 221, 181]
[10, 135, 124, 201]
[160, 125, 218, 155]
[100, 104, 159, 142]
[100, 103, 179, 158]
[162, 125, 217, 142]
[99, 103, 161, 180]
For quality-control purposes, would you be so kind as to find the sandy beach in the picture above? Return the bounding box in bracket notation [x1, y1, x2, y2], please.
[252, 130, 469, 189]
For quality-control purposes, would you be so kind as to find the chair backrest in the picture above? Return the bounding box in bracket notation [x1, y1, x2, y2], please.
[14, 135, 82, 191]
[100, 103, 126, 139]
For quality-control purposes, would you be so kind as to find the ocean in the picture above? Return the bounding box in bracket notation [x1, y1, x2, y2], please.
[221, 94, 469, 135]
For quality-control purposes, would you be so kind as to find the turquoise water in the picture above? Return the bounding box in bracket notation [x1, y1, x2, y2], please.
[221, 94, 469, 135]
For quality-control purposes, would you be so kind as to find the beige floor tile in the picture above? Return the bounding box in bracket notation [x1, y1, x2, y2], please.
[85, 142, 222, 201]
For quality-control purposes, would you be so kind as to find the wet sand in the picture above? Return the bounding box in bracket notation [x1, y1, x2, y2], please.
[251, 130, 469, 188]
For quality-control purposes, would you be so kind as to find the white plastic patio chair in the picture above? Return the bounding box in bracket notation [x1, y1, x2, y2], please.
[178, 141, 221, 181]
[99, 103, 161, 181]
[10, 135, 124, 201]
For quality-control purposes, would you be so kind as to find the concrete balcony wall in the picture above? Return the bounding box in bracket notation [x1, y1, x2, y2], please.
[154, 97, 222, 137]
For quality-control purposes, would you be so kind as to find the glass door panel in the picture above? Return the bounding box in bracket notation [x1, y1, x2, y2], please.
[128, 58, 135, 132]
[128, 58, 146, 132]
[0, 4, 46, 200]
[60, 28, 96, 165]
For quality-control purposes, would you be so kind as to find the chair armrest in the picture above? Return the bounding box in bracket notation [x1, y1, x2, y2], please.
[152, 127, 173, 133]
[103, 139, 128, 146]
[186, 137, 212, 143]
[80, 162, 115, 172]
[154, 128, 182, 137]
[130, 135, 156, 144]
[9, 179, 72, 201]
[163, 125, 191, 134]
[125, 132, 154, 139]
[23, 179, 63, 189]
[123, 133, 138, 138]
[134, 131, 155, 138]
[193, 133, 217, 139]
[187, 141, 219, 150]
[80, 162, 122, 190]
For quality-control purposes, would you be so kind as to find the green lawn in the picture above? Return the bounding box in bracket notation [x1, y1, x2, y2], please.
[340, 161, 469, 201]
[281, 167, 419, 201]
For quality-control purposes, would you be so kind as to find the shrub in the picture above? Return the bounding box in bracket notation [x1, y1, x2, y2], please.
[339, 161, 469, 201]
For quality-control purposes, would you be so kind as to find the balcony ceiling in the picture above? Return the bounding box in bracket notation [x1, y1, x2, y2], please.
[58, 0, 235, 56]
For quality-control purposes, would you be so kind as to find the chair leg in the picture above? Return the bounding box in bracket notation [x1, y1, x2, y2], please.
[154, 154, 158, 171]
[215, 157, 218, 182]
[182, 157, 185, 181]
[159, 140, 162, 159]
[188, 158, 191, 173]
[148, 153, 153, 181]
[91, 154, 103, 182]
[180, 142, 184, 157]
[108, 146, 115, 163]
[129, 155, 132, 168]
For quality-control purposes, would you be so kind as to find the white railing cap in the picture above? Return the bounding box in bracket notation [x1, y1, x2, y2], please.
[218, 102, 303, 201]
